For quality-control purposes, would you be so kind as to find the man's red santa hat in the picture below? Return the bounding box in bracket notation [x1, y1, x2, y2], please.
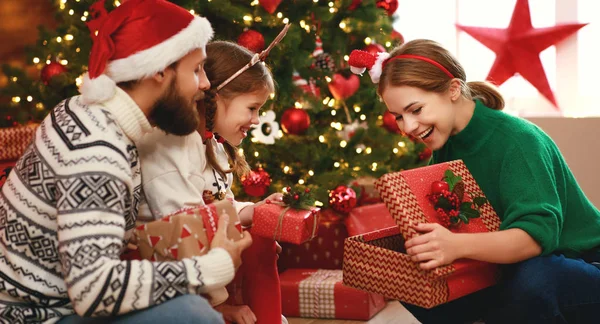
[80, 0, 213, 104]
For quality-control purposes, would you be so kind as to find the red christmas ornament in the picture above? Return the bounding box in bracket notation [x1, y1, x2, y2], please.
[237, 29, 265, 53]
[328, 185, 357, 214]
[456, 0, 586, 109]
[376, 0, 398, 16]
[419, 147, 433, 161]
[363, 43, 386, 56]
[381, 110, 402, 134]
[241, 168, 272, 197]
[281, 107, 310, 135]
[259, 0, 282, 14]
[328, 72, 359, 100]
[391, 30, 404, 44]
[41, 62, 67, 85]
[430, 181, 449, 195]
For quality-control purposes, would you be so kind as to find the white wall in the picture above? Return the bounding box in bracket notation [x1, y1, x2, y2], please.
[526, 117, 600, 208]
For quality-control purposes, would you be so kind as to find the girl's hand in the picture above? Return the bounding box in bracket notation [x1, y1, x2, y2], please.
[238, 193, 284, 227]
[405, 223, 460, 270]
[214, 304, 257, 324]
[260, 193, 284, 205]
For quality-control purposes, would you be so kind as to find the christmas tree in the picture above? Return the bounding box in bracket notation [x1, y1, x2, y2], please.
[0, 0, 430, 209]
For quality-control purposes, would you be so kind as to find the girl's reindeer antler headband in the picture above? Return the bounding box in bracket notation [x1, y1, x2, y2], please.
[348, 49, 454, 84]
[216, 23, 291, 92]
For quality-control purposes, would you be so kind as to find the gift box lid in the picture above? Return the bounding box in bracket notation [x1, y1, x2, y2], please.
[374, 159, 501, 245]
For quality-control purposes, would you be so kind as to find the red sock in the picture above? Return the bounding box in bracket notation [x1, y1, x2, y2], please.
[241, 232, 282, 324]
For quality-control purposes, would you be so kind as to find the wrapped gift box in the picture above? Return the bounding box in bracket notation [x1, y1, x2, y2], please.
[134, 199, 242, 261]
[349, 176, 382, 206]
[251, 202, 320, 244]
[0, 123, 37, 162]
[0, 161, 15, 188]
[280, 269, 386, 320]
[344, 203, 397, 237]
[343, 160, 501, 309]
[278, 210, 347, 271]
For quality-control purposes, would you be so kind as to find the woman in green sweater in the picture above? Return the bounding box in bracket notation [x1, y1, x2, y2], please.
[349, 39, 600, 323]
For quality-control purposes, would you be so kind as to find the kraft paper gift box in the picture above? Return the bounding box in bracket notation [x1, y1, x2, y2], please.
[134, 199, 242, 261]
[251, 202, 320, 244]
[133, 199, 242, 306]
[343, 160, 501, 309]
[280, 268, 386, 320]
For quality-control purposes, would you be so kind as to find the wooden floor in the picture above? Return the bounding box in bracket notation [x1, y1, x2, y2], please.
[287, 301, 421, 324]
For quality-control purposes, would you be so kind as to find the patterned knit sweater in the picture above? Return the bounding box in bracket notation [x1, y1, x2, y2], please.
[0, 89, 234, 323]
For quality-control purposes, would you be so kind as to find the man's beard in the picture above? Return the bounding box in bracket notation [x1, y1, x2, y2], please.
[150, 79, 201, 136]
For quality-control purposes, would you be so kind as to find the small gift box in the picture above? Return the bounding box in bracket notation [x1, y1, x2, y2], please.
[349, 176, 382, 206]
[134, 199, 242, 261]
[278, 210, 347, 271]
[251, 201, 320, 245]
[280, 269, 386, 320]
[0, 161, 15, 188]
[344, 203, 397, 237]
[343, 160, 501, 309]
[0, 123, 38, 162]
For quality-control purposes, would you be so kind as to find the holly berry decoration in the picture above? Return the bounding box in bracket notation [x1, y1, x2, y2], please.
[312, 36, 335, 71]
[281, 107, 310, 135]
[41, 62, 67, 85]
[328, 70, 360, 100]
[241, 167, 271, 197]
[259, 0, 282, 14]
[281, 185, 315, 210]
[430, 180, 449, 194]
[364, 43, 386, 56]
[237, 29, 265, 53]
[328, 185, 357, 214]
[382, 110, 402, 134]
[427, 170, 488, 227]
[376, 0, 398, 16]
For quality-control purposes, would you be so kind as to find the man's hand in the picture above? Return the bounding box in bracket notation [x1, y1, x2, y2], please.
[211, 213, 253, 269]
[405, 223, 460, 270]
[214, 303, 256, 324]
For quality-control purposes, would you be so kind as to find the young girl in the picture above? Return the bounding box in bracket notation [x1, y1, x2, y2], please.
[349, 39, 600, 324]
[136, 41, 286, 324]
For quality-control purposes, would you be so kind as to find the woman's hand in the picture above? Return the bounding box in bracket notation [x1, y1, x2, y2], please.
[214, 304, 256, 324]
[405, 223, 461, 270]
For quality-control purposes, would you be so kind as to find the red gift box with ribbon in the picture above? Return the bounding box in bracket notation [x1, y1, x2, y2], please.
[280, 269, 386, 320]
[251, 202, 320, 244]
[343, 160, 501, 309]
[344, 203, 397, 237]
[278, 210, 348, 271]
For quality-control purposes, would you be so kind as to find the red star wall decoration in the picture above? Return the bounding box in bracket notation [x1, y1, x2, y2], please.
[456, 0, 587, 109]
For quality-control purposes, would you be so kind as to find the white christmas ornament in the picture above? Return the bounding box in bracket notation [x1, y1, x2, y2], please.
[251, 110, 281, 145]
